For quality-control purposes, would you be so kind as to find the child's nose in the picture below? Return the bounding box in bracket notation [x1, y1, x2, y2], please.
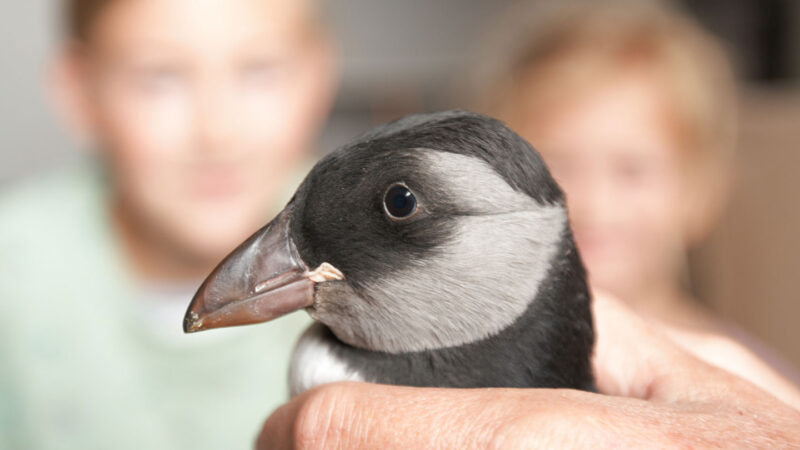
[193, 78, 235, 154]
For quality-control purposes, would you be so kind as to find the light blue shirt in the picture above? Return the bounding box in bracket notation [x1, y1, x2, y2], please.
[0, 162, 311, 449]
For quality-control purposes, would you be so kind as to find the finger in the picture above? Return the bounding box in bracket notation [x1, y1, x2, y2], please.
[256, 393, 305, 449]
[591, 293, 664, 397]
[259, 382, 677, 448]
[661, 324, 800, 410]
[258, 383, 519, 448]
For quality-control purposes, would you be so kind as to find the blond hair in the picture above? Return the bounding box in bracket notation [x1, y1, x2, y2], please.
[470, 0, 737, 183]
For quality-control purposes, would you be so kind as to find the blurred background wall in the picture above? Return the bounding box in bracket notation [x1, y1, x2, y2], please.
[0, 0, 73, 186]
[1, 0, 798, 366]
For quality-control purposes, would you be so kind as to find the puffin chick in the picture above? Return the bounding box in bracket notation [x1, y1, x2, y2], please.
[184, 110, 596, 395]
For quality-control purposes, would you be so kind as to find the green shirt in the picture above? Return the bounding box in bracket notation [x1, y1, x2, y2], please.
[0, 162, 310, 449]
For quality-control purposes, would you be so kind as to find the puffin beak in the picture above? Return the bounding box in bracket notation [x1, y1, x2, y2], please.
[183, 207, 341, 333]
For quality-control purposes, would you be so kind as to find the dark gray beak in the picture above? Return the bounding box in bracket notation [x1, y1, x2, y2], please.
[183, 207, 314, 333]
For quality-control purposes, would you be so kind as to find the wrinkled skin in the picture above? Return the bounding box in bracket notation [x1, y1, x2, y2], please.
[257, 295, 800, 448]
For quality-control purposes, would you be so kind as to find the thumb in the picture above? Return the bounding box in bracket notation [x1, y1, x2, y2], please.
[591, 293, 733, 403]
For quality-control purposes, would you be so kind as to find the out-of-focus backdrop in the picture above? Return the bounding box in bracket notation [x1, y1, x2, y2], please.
[1, 0, 798, 366]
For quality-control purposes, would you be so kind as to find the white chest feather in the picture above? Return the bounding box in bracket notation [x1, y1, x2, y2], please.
[289, 323, 365, 397]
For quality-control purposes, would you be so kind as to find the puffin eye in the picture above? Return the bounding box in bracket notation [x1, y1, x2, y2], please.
[383, 184, 418, 220]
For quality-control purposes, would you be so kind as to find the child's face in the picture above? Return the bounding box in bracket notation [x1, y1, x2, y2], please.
[68, 0, 333, 263]
[516, 72, 696, 297]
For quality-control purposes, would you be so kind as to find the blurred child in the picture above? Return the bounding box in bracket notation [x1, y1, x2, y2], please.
[469, 1, 800, 389]
[0, 0, 336, 447]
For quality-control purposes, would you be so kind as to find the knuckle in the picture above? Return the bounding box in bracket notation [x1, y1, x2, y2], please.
[487, 403, 603, 449]
[488, 415, 538, 449]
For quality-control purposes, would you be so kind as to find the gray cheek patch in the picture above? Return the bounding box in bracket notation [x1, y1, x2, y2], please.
[324, 151, 568, 354]
[355, 207, 566, 353]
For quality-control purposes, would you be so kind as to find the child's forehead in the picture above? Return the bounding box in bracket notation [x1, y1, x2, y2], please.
[85, 0, 320, 52]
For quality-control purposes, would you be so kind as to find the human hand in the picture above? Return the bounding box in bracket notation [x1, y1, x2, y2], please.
[257, 295, 800, 448]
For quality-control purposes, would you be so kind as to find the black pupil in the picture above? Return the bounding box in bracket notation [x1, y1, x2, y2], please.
[385, 185, 417, 218]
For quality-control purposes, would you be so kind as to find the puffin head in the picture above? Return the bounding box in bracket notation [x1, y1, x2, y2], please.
[184, 110, 573, 354]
